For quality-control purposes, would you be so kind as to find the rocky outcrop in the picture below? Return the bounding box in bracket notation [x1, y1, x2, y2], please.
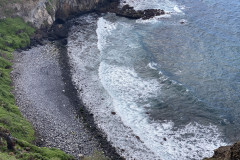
[97, 3, 165, 20]
[0, 0, 164, 29]
[0, 0, 56, 28]
[204, 142, 240, 160]
[55, 0, 109, 21]
[0, 0, 112, 28]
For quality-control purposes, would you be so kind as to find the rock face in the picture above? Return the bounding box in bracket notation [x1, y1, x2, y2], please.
[204, 142, 240, 160]
[116, 5, 164, 20]
[0, 0, 164, 28]
[97, 3, 165, 20]
[0, 0, 56, 28]
[55, 0, 109, 21]
[0, 0, 112, 28]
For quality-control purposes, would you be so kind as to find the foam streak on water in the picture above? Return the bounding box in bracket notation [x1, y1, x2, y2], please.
[120, 0, 184, 13]
[68, 0, 240, 158]
[96, 17, 227, 160]
[120, 0, 185, 24]
[68, 14, 160, 160]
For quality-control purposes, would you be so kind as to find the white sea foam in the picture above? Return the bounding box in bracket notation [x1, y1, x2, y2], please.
[99, 63, 162, 105]
[96, 17, 227, 160]
[120, 0, 185, 24]
[99, 61, 226, 160]
[174, 5, 183, 13]
[69, 15, 160, 160]
[96, 18, 117, 51]
[68, 12, 227, 160]
[120, 0, 184, 13]
[136, 14, 172, 24]
[148, 62, 158, 70]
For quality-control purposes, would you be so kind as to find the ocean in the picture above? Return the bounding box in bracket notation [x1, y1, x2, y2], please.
[67, 0, 240, 159]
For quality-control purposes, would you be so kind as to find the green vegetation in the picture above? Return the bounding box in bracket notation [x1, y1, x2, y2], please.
[0, 17, 35, 143]
[0, 18, 34, 54]
[0, 17, 74, 160]
[0, 152, 17, 160]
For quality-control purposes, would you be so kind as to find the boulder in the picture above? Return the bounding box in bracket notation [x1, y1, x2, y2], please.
[204, 142, 240, 160]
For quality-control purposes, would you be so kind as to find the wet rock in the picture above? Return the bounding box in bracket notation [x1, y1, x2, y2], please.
[136, 136, 140, 140]
[231, 142, 240, 159]
[204, 142, 240, 160]
[97, 3, 165, 20]
[49, 24, 68, 40]
[116, 5, 165, 20]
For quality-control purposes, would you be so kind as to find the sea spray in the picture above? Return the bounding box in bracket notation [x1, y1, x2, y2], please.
[96, 17, 226, 159]
[67, 0, 240, 158]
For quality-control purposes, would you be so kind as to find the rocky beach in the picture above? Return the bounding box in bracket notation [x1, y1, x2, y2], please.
[11, 40, 123, 159]
[1, 0, 240, 159]
[8, 1, 166, 159]
[12, 43, 99, 159]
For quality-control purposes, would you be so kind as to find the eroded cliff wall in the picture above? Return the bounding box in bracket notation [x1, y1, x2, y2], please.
[0, 0, 110, 28]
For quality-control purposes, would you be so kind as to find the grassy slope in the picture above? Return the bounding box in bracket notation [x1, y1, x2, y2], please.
[0, 17, 74, 160]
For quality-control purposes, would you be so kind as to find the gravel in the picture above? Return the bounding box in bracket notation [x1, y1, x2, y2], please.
[12, 42, 101, 159]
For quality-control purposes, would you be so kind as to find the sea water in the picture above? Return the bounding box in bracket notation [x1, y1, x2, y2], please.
[67, 0, 240, 159]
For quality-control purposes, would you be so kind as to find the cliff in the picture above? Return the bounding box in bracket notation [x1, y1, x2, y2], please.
[0, 0, 111, 28]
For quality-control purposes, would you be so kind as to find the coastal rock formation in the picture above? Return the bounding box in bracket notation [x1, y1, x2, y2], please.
[0, 0, 57, 28]
[0, 0, 164, 29]
[55, 0, 110, 21]
[0, 0, 111, 28]
[204, 142, 240, 160]
[97, 3, 165, 19]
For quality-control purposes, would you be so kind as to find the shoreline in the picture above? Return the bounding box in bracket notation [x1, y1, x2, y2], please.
[8, 0, 240, 159]
[57, 40, 123, 159]
[67, 13, 161, 160]
[10, 2, 162, 157]
[12, 40, 122, 159]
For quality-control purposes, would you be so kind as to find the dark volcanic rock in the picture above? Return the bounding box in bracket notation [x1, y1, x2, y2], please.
[231, 142, 240, 159]
[55, 0, 113, 22]
[48, 23, 68, 41]
[116, 5, 165, 20]
[97, 3, 165, 20]
[30, 28, 48, 46]
[31, 0, 164, 46]
[204, 142, 240, 160]
[51, 24, 68, 39]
